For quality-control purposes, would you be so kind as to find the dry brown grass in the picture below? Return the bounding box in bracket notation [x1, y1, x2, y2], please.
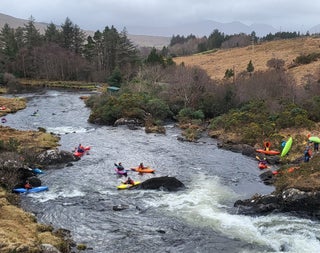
[0, 126, 60, 152]
[174, 37, 320, 85]
[0, 189, 67, 252]
[0, 96, 26, 117]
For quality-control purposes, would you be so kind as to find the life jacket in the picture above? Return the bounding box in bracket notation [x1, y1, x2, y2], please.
[25, 183, 32, 189]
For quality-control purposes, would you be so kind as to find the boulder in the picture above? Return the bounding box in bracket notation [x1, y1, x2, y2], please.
[234, 188, 320, 218]
[114, 118, 143, 129]
[259, 170, 276, 185]
[136, 176, 185, 191]
[36, 149, 79, 166]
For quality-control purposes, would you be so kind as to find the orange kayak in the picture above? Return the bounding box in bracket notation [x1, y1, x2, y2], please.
[256, 149, 280, 155]
[131, 167, 155, 173]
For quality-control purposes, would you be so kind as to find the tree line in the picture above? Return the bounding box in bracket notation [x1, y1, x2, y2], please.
[168, 29, 310, 56]
[0, 16, 139, 82]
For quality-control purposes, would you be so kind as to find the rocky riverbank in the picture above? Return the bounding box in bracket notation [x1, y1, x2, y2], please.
[209, 127, 320, 219]
[0, 96, 79, 252]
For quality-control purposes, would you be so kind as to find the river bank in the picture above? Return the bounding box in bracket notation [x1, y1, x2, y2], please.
[0, 96, 75, 252]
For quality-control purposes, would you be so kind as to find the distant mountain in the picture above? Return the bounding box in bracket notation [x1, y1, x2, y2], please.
[126, 20, 278, 37]
[0, 13, 170, 48]
[310, 25, 320, 34]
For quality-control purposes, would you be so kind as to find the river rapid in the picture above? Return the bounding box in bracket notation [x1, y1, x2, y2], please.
[3, 90, 320, 253]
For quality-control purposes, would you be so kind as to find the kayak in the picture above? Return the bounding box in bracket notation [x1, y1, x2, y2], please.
[13, 186, 49, 194]
[131, 167, 155, 173]
[280, 137, 293, 157]
[273, 167, 300, 175]
[115, 168, 128, 177]
[117, 181, 141, 190]
[32, 168, 44, 174]
[258, 162, 268, 169]
[309, 136, 320, 144]
[256, 149, 280, 155]
[73, 146, 90, 157]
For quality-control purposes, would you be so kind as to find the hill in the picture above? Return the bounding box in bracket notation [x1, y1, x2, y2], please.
[174, 37, 320, 85]
[0, 13, 170, 48]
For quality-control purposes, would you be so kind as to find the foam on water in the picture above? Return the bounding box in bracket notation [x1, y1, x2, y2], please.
[28, 187, 86, 203]
[46, 126, 90, 134]
[145, 174, 320, 253]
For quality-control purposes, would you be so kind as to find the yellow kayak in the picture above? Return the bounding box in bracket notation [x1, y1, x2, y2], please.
[117, 181, 141, 190]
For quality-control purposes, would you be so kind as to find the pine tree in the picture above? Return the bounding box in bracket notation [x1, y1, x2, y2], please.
[247, 60, 254, 74]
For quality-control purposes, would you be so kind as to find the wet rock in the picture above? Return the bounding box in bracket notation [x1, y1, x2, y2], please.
[259, 170, 276, 185]
[114, 118, 143, 128]
[113, 204, 129, 211]
[234, 193, 281, 214]
[36, 149, 79, 166]
[136, 176, 185, 191]
[234, 188, 320, 218]
[40, 244, 61, 253]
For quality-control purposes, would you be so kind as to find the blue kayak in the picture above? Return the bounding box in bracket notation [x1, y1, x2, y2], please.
[32, 168, 44, 174]
[13, 186, 49, 194]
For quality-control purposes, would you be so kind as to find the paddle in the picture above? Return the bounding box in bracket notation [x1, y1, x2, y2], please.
[256, 155, 261, 161]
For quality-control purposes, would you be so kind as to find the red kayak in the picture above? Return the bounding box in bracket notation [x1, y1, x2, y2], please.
[258, 162, 269, 169]
[74, 146, 90, 157]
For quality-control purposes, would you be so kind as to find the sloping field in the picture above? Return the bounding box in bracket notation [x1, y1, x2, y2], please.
[174, 37, 320, 85]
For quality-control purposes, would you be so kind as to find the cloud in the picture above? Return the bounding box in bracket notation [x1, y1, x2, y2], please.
[1, 0, 319, 33]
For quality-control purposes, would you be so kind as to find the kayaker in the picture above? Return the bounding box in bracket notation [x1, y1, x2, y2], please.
[304, 145, 311, 162]
[24, 180, 32, 189]
[138, 162, 146, 170]
[124, 177, 134, 185]
[115, 162, 124, 171]
[259, 158, 267, 165]
[32, 109, 39, 116]
[314, 142, 319, 153]
[77, 144, 85, 153]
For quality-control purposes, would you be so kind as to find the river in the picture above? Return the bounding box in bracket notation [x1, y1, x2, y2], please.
[3, 90, 320, 253]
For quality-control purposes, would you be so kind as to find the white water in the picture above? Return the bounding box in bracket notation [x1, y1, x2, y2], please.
[147, 174, 320, 253]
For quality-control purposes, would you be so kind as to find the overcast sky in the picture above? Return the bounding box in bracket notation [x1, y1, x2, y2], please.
[1, 0, 319, 33]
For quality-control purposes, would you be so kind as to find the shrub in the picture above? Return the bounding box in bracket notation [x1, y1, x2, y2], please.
[146, 98, 172, 120]
[178, 108, 204, 121]
[294, 53, 320, 65]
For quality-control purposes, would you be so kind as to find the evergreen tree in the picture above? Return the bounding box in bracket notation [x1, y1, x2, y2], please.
[207, 29, 225, 49]
[107, 66, 122, 87]
[24, 16, 42, 48]
[0, 23, 18, 60]
[44, 22, 62, 44]
[61, 17, 74, 50]
[145, 47, 164, 66]
[247, 60, 254, 74]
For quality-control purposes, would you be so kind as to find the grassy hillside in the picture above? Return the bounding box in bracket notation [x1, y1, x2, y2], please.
[174, 37, 320, 85]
